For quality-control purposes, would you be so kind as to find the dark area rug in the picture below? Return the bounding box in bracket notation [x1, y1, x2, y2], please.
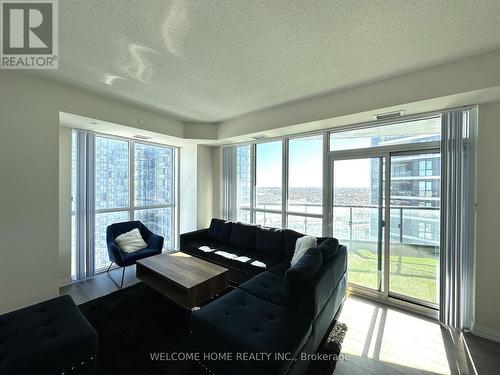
[79, 283, 347, 375]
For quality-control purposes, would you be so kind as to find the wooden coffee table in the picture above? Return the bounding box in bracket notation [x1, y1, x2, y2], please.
[136, 251, 229, 310]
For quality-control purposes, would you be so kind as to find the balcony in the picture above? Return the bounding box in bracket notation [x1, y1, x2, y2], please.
[333, 204, 440, 304]
[237, 203, 440, 304]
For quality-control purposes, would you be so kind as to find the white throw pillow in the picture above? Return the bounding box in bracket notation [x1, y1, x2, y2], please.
[291, 235, 317, 266]
[115, 228, 148, 253]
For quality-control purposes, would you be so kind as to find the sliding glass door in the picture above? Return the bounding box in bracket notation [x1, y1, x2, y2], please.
[332, 157, 384, 291]
[389, 152, 440, 306]
[331, 150, 440, 308]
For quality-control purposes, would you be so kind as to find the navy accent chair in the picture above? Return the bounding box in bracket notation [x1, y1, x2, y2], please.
[106, 220, 164, 288]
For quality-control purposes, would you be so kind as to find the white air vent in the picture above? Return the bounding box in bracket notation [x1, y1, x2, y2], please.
[252, 135, 267, 140]
[133, 134, 152, 140]
[374, 110, 405, 120]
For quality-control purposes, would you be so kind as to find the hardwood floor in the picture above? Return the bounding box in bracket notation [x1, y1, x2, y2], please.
[335, 294, 500, 375]
[60, 265, 140, 305]
[60, 272, 500, 375]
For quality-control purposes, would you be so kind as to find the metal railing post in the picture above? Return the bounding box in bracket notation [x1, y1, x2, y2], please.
[400, 207, 403, 243]
[349, 206, 353, 241]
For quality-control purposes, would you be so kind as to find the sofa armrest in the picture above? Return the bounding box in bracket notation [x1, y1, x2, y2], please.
[180, 228, 209, 248]
[294, 245, 347, 318]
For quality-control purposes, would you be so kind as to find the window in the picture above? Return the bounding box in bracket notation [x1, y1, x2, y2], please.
[419, 159, 433, 177]
[230, 136, 324, 235]
[223, 110, 476, 317]
[287, 215, 322, 236]
[135, 208, 172, 248]
[418, 181, 433, 198]
[330, 117, 441, 151]
[255, 211, 282, 228]
[256, 141, 282, 211]
[93, 137, 131, 272]
[95, 137, 129, 209]
[72, 132, 177, 278]
[288, 135, 323, 214]
[236, 145, 251, 222]
[94, 211, 129, 271]
[134, 143, 173, 207]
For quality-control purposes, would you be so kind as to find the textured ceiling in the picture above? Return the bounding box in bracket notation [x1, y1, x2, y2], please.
[38, 0, 500, 122]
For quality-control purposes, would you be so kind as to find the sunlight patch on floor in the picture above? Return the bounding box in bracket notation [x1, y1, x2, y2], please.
[339, 296, 451, 375]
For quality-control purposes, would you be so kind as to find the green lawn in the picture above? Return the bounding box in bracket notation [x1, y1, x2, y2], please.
[348, 248, 439, 304]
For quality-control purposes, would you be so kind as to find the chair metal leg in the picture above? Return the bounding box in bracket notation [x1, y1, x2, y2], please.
[120, 266, 125, 288]
[106, 262, 125, 289]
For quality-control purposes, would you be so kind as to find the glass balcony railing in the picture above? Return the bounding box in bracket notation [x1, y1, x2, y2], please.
[332, 204, 440, 247]
[237, 203, 440, 247]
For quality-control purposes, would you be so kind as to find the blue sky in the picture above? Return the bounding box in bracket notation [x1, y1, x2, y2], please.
[255, 137, 371, 189]
[256, 138, 323, 188]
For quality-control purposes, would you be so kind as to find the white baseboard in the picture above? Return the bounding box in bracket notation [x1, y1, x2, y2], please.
[472, 324, 500, 343]
[58, 277, 73, 288]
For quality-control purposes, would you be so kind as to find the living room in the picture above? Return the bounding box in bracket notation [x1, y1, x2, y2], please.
[1, 1, 500, 374]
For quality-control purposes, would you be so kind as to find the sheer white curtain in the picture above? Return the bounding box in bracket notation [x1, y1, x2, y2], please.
[440, 108, 476, 330]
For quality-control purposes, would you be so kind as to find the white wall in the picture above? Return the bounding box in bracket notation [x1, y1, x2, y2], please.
[0, 73, 59, 314]
[178, 143, 199, 237]
[474, 101, 500, 340]
[196, 145, 214, 229]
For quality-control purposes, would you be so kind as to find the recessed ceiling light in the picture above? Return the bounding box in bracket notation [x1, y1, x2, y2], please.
[90, 121, 98, 125]
[252, 135, 267, 140]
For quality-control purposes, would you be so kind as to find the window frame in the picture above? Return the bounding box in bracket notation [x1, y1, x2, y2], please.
[72, 130, 178, 277]
[233, 134, 326, 235]
[223, 106, 476, 320]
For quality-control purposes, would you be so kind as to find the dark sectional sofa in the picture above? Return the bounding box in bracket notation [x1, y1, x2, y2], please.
[180, 218, 347, 375]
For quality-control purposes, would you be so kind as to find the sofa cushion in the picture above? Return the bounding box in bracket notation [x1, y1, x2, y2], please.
[207, 218, 233, 243]
[291, 235, 317, 266]
[284, 248, 323, 305]
[268, 260, 290, 276]
[183, 238, 224, 254]
[0, 295, 97, 375]
[209, 245, 281, 274]
[115, 228, 148, 253]
[284, 229, 303, 260]
[317, 238, 340, 259]
[229, 222, 257, 251]
[121, 247, 162, 266]
[239, 271, 285, 306]
[190, 288, 312, 374]
[255, 226, 286, 257]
